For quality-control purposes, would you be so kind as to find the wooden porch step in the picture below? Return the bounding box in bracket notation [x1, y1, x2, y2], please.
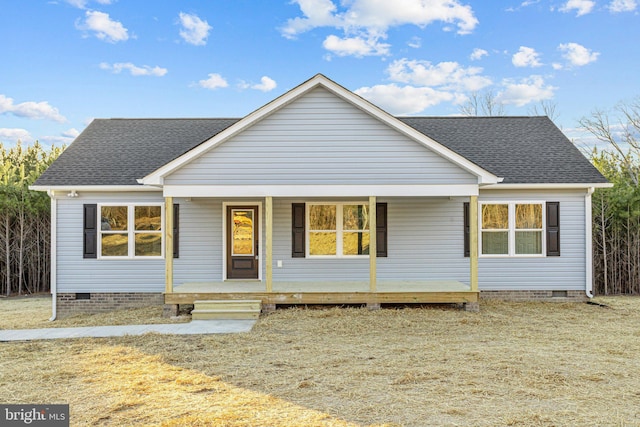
[191, 300, 262, 320]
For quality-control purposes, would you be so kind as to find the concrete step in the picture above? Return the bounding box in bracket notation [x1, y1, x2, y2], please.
[192, 300, 262, 320]
[191, 309, 260, 320]
[193, 300, 262, 311]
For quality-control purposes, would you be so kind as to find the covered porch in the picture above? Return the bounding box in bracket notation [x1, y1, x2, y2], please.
[165, 279, 478, 306]
[162, 194, 481, 309]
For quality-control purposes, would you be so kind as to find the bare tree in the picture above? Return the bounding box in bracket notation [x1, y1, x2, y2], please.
[529, 100, 559, 123]
[459, 89, 505, 116]
[580, 98, 640, 186]
[585, 97, 640, 295]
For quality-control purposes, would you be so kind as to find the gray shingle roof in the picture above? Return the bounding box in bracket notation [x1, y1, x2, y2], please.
[36, 118, 239, 186]
[35, 115, 607, 186]
[399, 116, 608, 184]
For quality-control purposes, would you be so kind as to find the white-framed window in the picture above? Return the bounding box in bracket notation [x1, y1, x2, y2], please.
[98, 203, 164, 259]
[480, 201, 545, 257]
[306, 202, 370, 257]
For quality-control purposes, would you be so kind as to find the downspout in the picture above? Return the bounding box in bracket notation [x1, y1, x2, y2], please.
[585, 187, 595, 298]
[48, 190, 57, 321]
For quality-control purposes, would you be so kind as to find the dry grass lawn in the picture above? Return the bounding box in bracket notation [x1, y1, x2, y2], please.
[1, 296, 640, 426]
[0, 295, 189, 330]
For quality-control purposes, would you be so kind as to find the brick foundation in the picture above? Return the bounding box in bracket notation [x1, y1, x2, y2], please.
[480, 290, 588, 302]
[56, 292, 164, 318]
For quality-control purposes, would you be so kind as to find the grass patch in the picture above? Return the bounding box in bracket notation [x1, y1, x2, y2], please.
[1, 297, 640, 425]
[0, 295, 189, 330]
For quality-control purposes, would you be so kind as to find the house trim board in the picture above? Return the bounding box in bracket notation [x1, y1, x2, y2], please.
[48, 191, 57, 321]
[165, 197, 174, 294]
[482, 183, 612, 190]
[163, 184, 480, 198]
[585, 188, 594, 297]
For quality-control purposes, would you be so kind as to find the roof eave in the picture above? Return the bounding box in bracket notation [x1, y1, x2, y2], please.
[29, 184, 162, 192]
[480, 182, 613, 190]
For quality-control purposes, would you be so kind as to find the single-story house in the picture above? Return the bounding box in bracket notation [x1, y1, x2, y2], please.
[32, 74, 611, 318]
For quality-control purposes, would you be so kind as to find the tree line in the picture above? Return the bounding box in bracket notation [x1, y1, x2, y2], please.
[583, 98, 640, 295]
[0, 142, 63, 296]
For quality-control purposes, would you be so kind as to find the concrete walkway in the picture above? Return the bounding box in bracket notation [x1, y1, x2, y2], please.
[0, 320, 256, 342]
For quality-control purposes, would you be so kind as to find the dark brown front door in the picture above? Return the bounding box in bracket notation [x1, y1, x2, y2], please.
[227, 206, 259, 279]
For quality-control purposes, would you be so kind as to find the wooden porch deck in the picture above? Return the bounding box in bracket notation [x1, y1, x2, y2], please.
[165, 280, 478, 305]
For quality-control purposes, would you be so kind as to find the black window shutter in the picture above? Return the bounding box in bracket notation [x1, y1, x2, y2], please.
[546, 202, 560, 256]
[173, 203, 179, 258]
[83, 204, 97, 259]
[463, 202, 470, 257]
[292, 203, 305, 258]
[376, 202, 388, 257]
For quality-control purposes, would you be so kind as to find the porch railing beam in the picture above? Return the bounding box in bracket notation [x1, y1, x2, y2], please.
[265, 196, 273, 292]
[369, 196, 377, 292]
[165, 196, 174, 294]
[470, 195, 478, 292]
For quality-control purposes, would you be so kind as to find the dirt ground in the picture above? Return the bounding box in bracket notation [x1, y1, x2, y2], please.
[1, 296, 639, 426]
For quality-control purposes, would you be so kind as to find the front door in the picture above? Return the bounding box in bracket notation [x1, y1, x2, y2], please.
[227, 206, 259, 279]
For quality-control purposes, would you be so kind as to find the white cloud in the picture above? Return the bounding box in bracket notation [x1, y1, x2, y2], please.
[559, 0, 595, 16]
[387, 58, 492, 92]
[354, 84, 454, 115]
[558, 42, 599, 67]
[470, 48, 488, 61]
[281, 0, 341, 39]
[497, 75, 556, 107]
[407, 36, 421, 49]
[100, 62, 168, 76]
[323, 34, 390, 57]
[178, 12, 212, 46]
[76, 10, 129, 43]
[506, 0, 541, 11]
[353, 58, 493, 114]
[251, 76, 277, 92]
[282, 0, 478, 56]
[198, 73, 228, 90]
[0, 128, 32, 143]
[0, 95, 66, 123]
[65, 0, 113, 8]
[608, 0, 637, 12]
[512, 46, 542, 67]
[62, 128, 81, 138]
[37, 128, 81, 146]
[65, 0, 88, 8]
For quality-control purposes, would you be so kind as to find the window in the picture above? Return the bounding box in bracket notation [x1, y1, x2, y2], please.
[307, 203, 370, 257]
[99, 204, 163, 258]
[480, 202, 544, 256]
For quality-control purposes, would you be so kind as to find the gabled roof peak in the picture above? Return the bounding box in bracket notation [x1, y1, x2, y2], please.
[138, 74, 499, 186]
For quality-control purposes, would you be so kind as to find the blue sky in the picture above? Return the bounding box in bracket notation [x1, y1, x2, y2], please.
[0, 0, 638, 149]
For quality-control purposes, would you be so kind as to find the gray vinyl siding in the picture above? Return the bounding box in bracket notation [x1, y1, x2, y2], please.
[56, 192, 165, 293]
[172, 198, 223, 283]
[272, 198, 369, 281]
[173, 197, 470, 283]
[377, 198, 470, 283]
[56, 190, 588, 292]
[165, 87, 476, 186]
[478, 189, 587, 291]
[271, 197, 469, 283]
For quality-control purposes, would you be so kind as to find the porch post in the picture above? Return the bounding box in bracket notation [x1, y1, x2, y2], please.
[265, 196, 273, 292]
[165, 196, 174, 294]
[369, 196, 377, 292]
[469, 195, 478, 292]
